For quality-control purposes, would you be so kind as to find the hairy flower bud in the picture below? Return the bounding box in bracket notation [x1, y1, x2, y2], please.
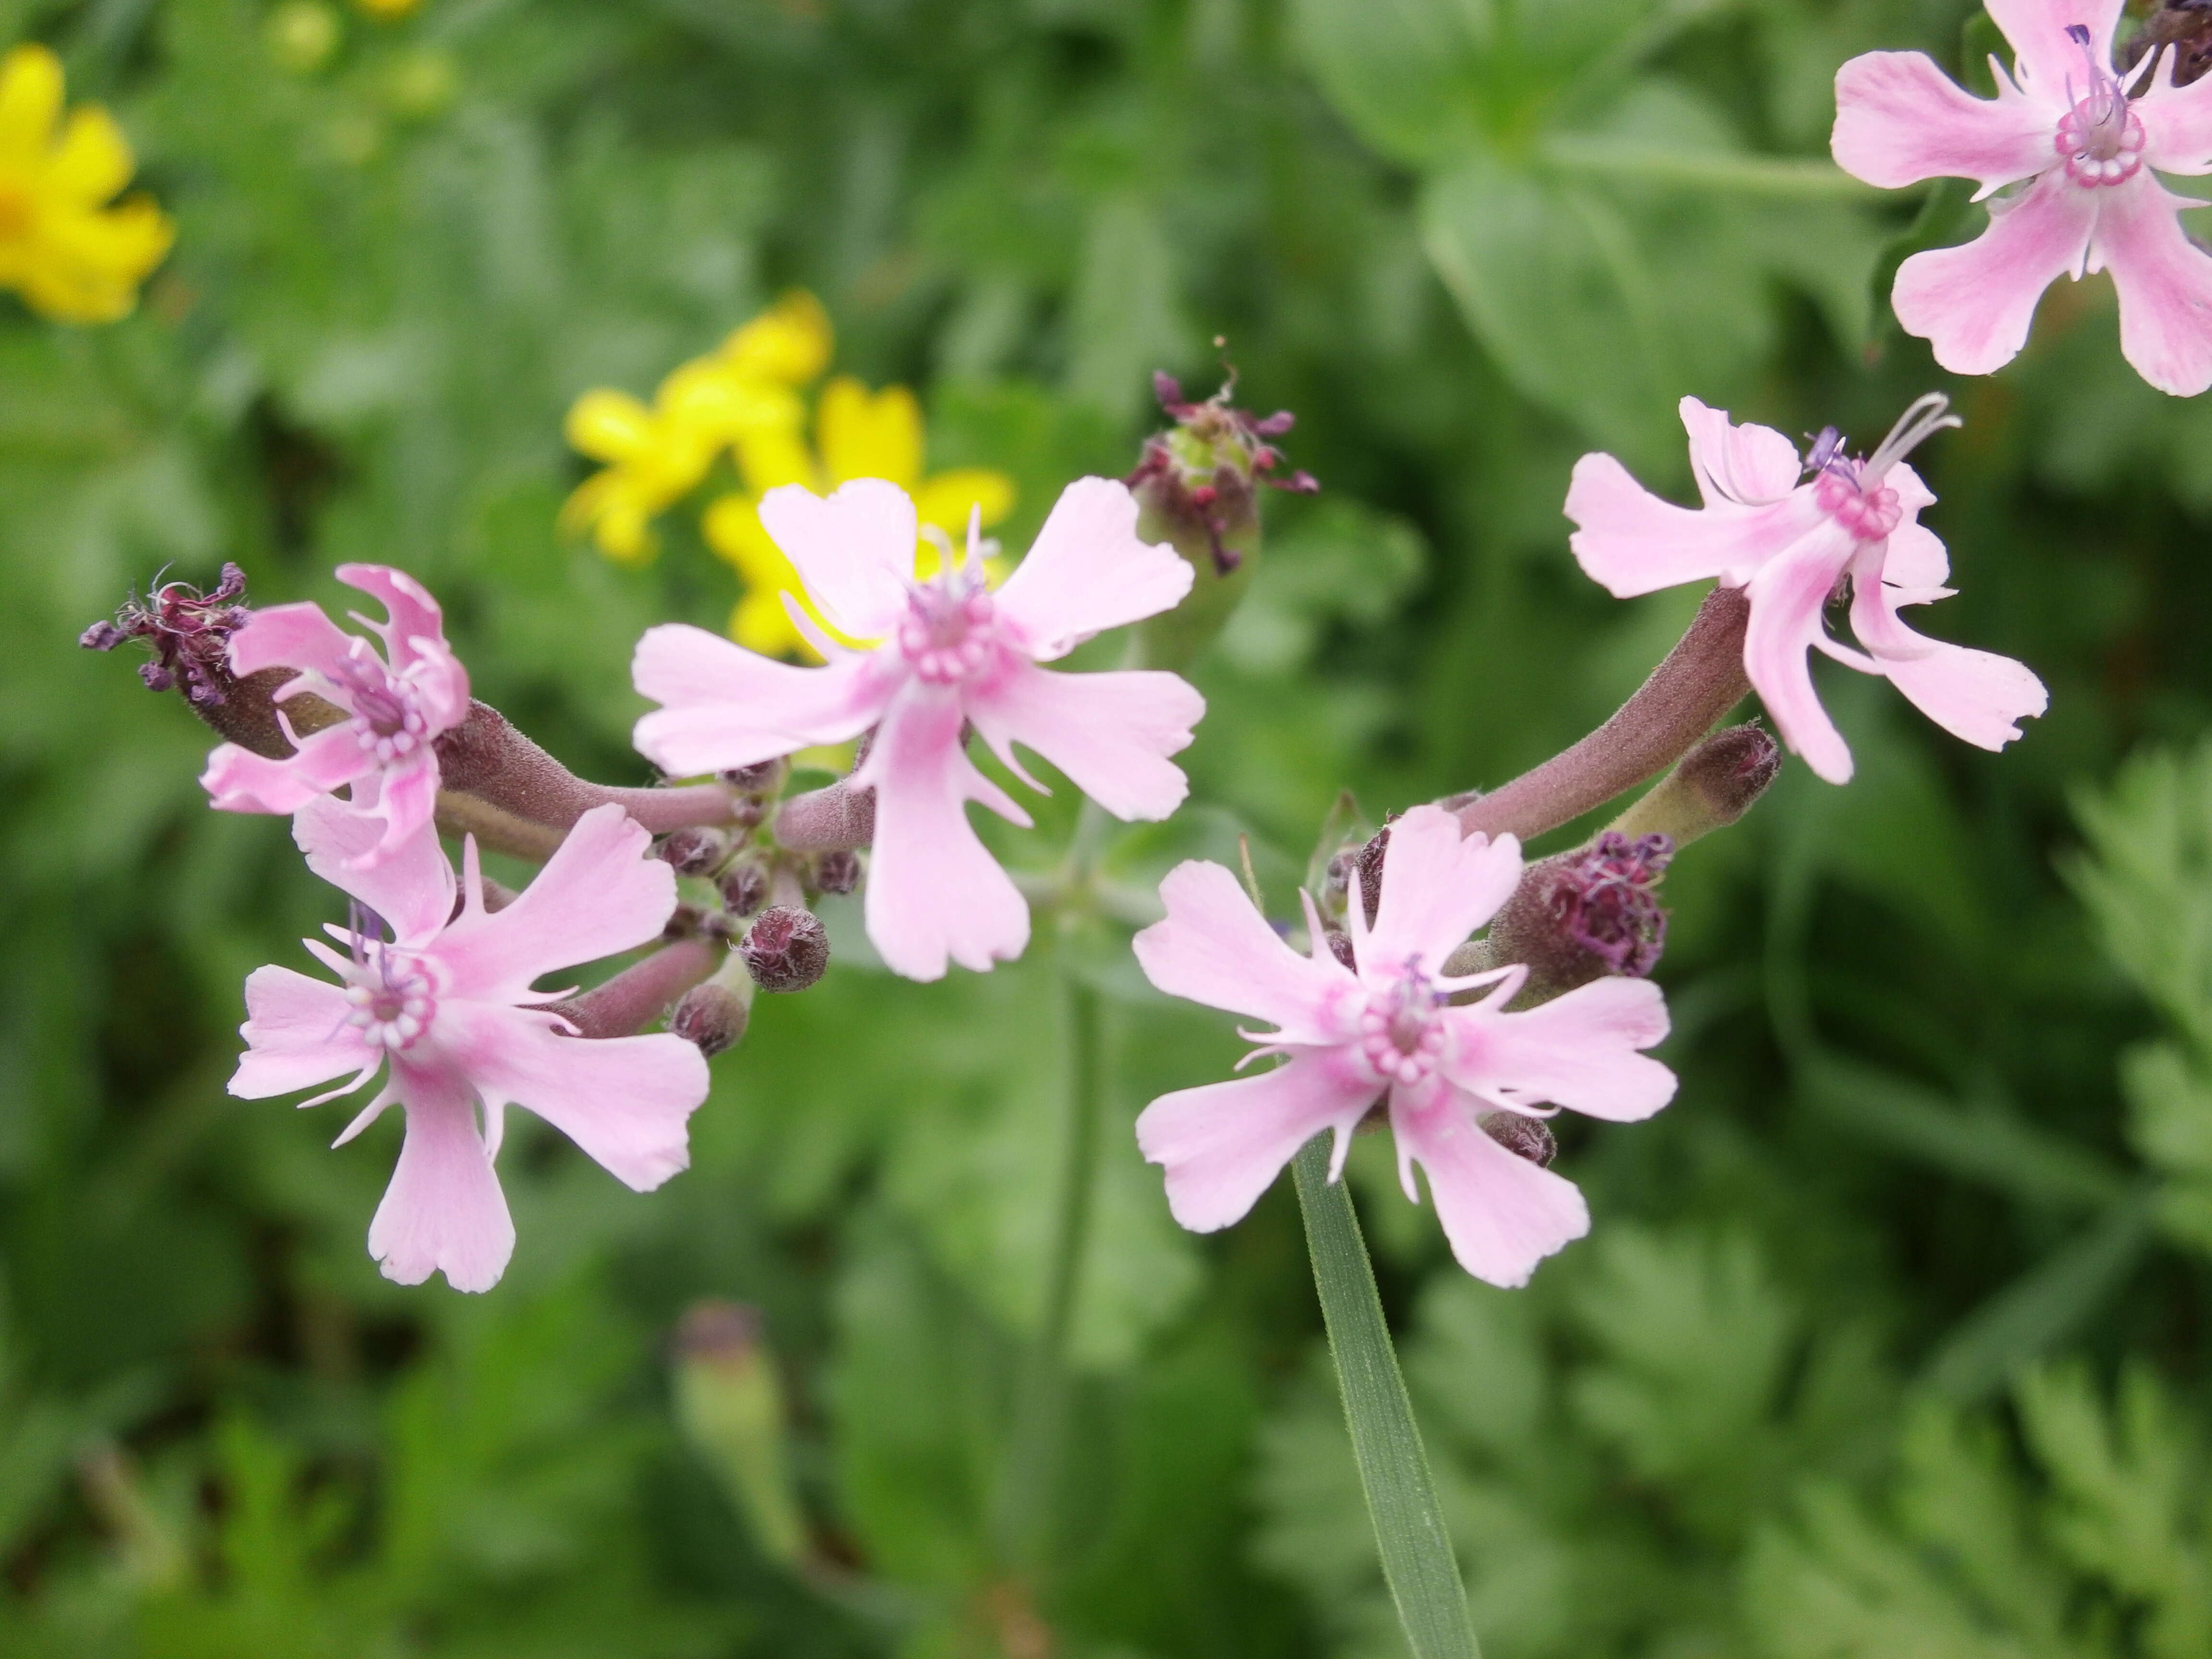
[1486, 831, 1674, 1002]
[1481, 1112, 1557, 1167]
[671, 982, 750, 1057]
[1129, 370, 1318, 671]
[2123, 0, 2212, 85]
[740, 906, 829, 993]
[659, 826, 730, 878]
[1355, 819, 1392, 928]
[1606, 723, 1780, 851]
[812, 849, 862, 896]
[718, 861, 770, 917]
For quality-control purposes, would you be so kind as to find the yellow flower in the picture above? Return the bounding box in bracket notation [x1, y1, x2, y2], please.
[560, 303, 821, 565]
[706, 373, 1016, 659]
[356, 0, 423, 18]
[0, 46, 173, 325]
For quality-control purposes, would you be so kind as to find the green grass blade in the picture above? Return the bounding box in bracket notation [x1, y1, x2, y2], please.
[1293, 1137, 1481, 1659]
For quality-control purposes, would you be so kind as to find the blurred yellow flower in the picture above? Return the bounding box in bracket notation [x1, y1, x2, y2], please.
[707, 373, 1016, 659]
[355, 0, 423, 18]
[559, 292, 829, 565]
[0, 45, 173, 325]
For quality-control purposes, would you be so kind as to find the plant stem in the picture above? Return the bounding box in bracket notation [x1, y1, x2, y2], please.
[1292, 1137, 1481, 1659]
[1451, 586, 1749, 844]
[1542, 137, 1880, 199]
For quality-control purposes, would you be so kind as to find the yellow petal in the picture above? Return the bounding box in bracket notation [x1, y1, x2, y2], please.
[721, 290, 832, 385]
[730, 588, 810, 660]
[564, 388, 656, 461]
[48, 106, 132, 204]
[913, 468, 1016, 535]
[734, 427, 819, 497]
[0, 46, 62, 167]
[701, 493, 788, 582]
[817, 377, 922, 490]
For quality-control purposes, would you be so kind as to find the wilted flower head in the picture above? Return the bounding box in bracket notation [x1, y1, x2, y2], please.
[1566, 396, 2047, 785]
[632, 476, 1205, 981]
[0, 45, 174, 323]
[230, 800, 709, 1292]
[1128, 370, 1317, 579]
[80, 562, 251, 711]
[1131, 805, 1675, 1288]
[1832, 2, 2212, 393]
[200, 564, 471, 866]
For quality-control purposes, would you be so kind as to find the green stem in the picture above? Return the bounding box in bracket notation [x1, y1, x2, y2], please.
[1293, 1138, 1482, 1659]
[1040, 974, 1105, 1359]
[1542, 136, 1880, 199]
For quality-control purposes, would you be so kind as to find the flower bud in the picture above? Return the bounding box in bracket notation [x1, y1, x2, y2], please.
[720, 758, 787, 795]
[718, 861, 770, 917]
[1486, 831, 1673, 1002]
[1481, 1113, 1557, 1167]
[671, 982, 749, 1057]
[740, 906, 829, 993]
[812, 849, 863, 896]
[1129, 371, 1318, 672]
[1605, 723, 1780, 851]
[672, 1301, 806, 1567]
[2123, 0, 2212, 85]
[659, 826, 730, 877]
[1355, 819, 1392, 928]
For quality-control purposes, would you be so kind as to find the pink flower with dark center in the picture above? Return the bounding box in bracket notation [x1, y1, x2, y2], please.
[201, 565, 470, 866]
[1565, 395, 2048, 785]
[631, 477, 1205, 981]
[230, 799, 710, 1292]
[1832, 1, 2212, 393]
[1131, 805, 1676, 1288]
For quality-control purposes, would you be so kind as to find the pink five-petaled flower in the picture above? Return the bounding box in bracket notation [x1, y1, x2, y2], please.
[200, 565, 469, 866]
[1832, 0, 2212, 394]
[1130, 805, 1676, 1289]
[1564, 395, 2047, 785]
[229, 799, 710, 1293]
[630, 476, 1205, 981]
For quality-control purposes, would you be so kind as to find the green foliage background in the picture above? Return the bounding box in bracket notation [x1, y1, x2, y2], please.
[4, 0, 2212, 1654]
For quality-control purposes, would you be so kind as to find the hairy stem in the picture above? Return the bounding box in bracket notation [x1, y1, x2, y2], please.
[545, 938, 722, 1038]
[1450, 586, 1750, 843]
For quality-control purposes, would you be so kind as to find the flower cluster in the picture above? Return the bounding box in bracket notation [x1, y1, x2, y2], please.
[0, 45, 173, 324]
[562, 291, 1018, 660]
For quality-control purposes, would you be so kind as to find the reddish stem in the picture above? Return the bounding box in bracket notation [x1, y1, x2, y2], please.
[546, 938, 722, 1039]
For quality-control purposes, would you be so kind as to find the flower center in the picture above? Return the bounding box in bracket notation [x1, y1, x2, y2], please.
[1357, 963, 1448, 1089]
[2056, 23, 2147, 186]
[1813, 468, 1902, 542]
[344, 950, 436, 1051]
[332, 647, 432, 762]
[896, 577, 999, 685]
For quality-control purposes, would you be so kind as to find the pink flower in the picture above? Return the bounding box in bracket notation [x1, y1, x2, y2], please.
[1565, 395, 2047, 785]
[1832, 2, 2212, 393]
[1130, 805, 1675, 1288]
[201, 565, 470, 866]
[631, 477, 1205, 981]
[230, 799, 710, 1292]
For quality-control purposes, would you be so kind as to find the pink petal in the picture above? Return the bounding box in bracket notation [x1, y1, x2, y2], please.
[1359, 804, 1523, 975]
[337, 564, 452, 680]
[1882, 528, 1951, 598]
[2141, 58, 2212, 175]
[1831, 51, 2054, 194]
[1135, 1053, 1378, 1233]
[965, 661, 1202, 821]
[229, 965, 372, 1098]
[436, 804, 677, 1003]
[757, 479, 915, 640]
[293, 794, 457, 943]
[2091, 178, 2212, 397]
[227, 600, 358, 682]
[448, 1005, 708, 1192]
[1742, 525, 1861, 784]
[201, 724, 371, 815]
[1391, 1093, 1589, 1288]
[1985, 0, 2125, 98]
[1132, 860, 1356, 1045]
[990, 477, 1194, 661]
[1444, 977, 1675, 1122]
[1892, 172, 2097, 376]
[1680, 397, 1804, 506]
[855, 680, 1032, 980]
[1564, 452, 1822, 598]
[631, 623, 888, 777]
[1850, 578, 2048, 752]
[356, 750, 442, 868]
[366, 1066, 515, 1292]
